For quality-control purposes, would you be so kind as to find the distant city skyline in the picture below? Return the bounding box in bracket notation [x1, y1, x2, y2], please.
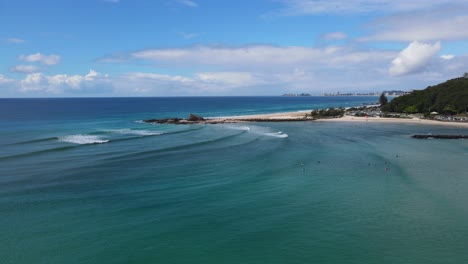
[1, 0, 468, 97]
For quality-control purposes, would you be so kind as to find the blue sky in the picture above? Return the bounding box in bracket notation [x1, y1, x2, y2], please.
[1, 0, 468, 97]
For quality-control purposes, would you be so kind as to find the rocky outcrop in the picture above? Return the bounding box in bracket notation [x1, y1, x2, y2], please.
[187, 113, 205, 122]
[144, 114, 209, 124]
[143, 118, 182, 124]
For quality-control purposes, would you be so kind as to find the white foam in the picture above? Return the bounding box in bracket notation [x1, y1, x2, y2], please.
[248, 126, 288, 138]
[264, 132, 289, 138]
[108, 129, 162, 136]
[217, 123, 289, 139]
[223, 124, 287, 138]
[59, 135, 109, 144]
[233, 126, 251, 131]
[221, 125, 251, 131]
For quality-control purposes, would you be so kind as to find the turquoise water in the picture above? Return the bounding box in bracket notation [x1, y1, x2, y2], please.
[1, 97, 468, 263]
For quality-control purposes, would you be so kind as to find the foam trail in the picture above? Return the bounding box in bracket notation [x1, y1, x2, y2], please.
[248, 126, 288, 138]
[58, 135, 109, 144]
[221, 125, 251, 131]
[222, 124, 287, 138]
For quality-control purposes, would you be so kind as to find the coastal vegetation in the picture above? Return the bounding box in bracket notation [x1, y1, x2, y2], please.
[379, 93, 388, 106]
[381, 77, 468, 114]
[310, 107, 345, 118]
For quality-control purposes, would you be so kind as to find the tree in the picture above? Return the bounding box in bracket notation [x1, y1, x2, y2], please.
[310, 107, 345, 119]
[379, 93, 388, 106]
[442, 105, 457, 115]
[404, 105, 419, 113]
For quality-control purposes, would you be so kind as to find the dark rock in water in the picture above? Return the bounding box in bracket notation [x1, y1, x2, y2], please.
[188, 113, 205, 121]
[143, 115, 207, 124]
[412, 134, 468, 139]
[143, 118, 182, 124]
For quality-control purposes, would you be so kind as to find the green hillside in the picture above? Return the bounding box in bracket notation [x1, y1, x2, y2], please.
[382, 77, 468, 114]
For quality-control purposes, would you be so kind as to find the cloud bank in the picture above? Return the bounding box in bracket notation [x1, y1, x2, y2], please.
[363, 14, 468, 42]
[127, 45, 395, 71]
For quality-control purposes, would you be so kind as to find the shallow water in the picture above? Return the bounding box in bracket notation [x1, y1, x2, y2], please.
[1, 97, 468, 264]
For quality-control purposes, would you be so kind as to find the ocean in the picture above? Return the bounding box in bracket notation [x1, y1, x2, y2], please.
[1, 97, 468, 264]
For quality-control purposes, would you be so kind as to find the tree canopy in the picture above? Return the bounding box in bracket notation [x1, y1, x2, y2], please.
[310, 107, 345, 118]
[379, 93, 388, 106]
[381, 77, 468, 114]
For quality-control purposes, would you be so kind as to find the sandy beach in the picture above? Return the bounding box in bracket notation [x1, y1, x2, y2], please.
[215, 110, 311, 120]
[217, 111, 468, 128]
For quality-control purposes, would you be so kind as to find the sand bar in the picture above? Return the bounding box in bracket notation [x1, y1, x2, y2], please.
[216, 111, 468, 128]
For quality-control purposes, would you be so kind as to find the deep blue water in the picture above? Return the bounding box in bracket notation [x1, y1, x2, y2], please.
[0, 96, 377, 121]
[1, 97, 468, 264]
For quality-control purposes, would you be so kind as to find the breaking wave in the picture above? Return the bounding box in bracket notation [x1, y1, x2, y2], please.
[58, 135, 109, 144]
[106, 129, 163, 136]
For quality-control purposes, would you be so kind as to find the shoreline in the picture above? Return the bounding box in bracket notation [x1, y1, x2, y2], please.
[144, 109, 468, 128]
[214, 110, 468, 128]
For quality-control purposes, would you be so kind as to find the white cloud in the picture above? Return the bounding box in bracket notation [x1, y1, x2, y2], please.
[125, 72, 193, 83]
[389, 41, 441, 76]
[195, 72, 266, 87]
[175, 0, 197, 7]
[85, 69, 102, 79]
[91, 42, 468, 96]
[48, 75, 84, 89]
[270, 0, 468, 16]
[9, 65, 41, 74]
[6, 38, 25, 44]
[121, 71, 264, 94]
[19, 70, 107, 93]
[0, 74, 14, 84]
[8, 53, 468, 96]
[19, 53, 61, 65]
[8, 39, 466, 97]
[20, 73, 48, 92]
[270, 1, 468, 42]
[441, 54, 455, 60]
[96, 44, 409, 95]
[322, 32, 347, 41]
[131, 45, 319, 68]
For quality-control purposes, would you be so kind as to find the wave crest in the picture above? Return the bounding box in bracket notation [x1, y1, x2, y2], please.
[58, 135, 109, 144]
[107, 129, 163, 136]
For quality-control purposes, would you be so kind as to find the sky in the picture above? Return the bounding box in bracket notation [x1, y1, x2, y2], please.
[1, 0, 468, 97]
